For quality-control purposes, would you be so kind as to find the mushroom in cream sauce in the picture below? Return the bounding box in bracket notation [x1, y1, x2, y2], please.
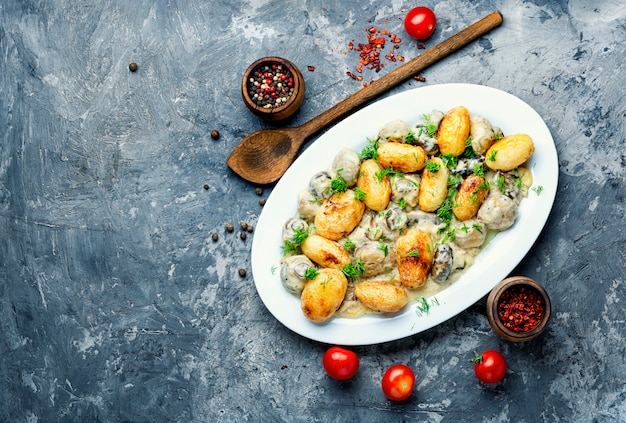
[279, 105, 536, 322]
[280, 255, 315, 295]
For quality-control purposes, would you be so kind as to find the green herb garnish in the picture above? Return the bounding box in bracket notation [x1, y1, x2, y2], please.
[342, 261, 366, 279]
[304, 267, 319, 280]
[425, 161, 441, 172]
[360, 138, 379, 160]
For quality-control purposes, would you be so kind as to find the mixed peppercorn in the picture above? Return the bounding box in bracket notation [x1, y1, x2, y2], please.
[247, 63, 295, 109]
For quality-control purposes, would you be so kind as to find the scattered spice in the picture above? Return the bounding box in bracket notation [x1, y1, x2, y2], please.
[238, 269, 247, 277]
[241, 222, 248, 231]
[203, 184, 209, 190]
[225, 223, 234, 232]
[281, 365, 288, 370]
[240, 232, 247, 240]
[210, 130, 220, 140]
[211, 233, 219, 242]
[246, 225, 254, 233]
[259, 198, 266, 206]
[307, 65, 315, 72]
[129, 62, 138, 72]
[246, 62, 295, 109]
[345, 21, 403, 82]
[413, 75, 426, 82]
[255, 187, 264, 196]
[497, 285, 545, 332]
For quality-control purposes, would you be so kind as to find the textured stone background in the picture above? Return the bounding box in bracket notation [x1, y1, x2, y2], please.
[1, 1, 625, 422]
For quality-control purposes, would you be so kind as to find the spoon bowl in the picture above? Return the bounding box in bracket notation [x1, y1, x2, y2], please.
[228, 11, 504, 185]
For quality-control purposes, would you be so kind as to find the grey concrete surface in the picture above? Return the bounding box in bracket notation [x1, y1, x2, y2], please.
[1, 1, 625, 422]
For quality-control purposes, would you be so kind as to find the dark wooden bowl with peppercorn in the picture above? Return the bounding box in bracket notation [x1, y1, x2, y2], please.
[486, 276, 551, 342]
[241, 57, 305, 122]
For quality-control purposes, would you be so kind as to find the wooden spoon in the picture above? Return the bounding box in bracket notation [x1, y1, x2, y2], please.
[227, 11, 503, 185]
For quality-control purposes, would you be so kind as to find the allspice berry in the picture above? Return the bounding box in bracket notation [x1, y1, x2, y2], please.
[225, 223, 234, 232]
[129, 62, 138, 72]
[238, 269, 247, 277]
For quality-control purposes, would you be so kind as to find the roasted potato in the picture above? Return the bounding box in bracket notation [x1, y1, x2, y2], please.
[437, 106, 470, 157]
[395, 228, 434, 288]
[485, 134, 535, 171]
[301, 234, 351, 269]
[301, 268, 348, 323]
[355, 281, 408, 313]
[452, 174, 489, 221]
[418, 157, 449, 212]
[356, 159, 391, 211]
[314, 190, 365, 241]
[376, 142, 427, 173]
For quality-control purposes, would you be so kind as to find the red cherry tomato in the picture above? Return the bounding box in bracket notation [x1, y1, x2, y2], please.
[472, 350, 507, 384]
[404, 6, 437, 40]
[381, 364, 416, 401]
[323, 346, 359, 380]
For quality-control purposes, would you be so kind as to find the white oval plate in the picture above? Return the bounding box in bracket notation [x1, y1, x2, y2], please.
[251, 83, 558, 346]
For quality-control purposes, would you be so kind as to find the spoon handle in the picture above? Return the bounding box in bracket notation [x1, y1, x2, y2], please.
[296, 11, 503, 139]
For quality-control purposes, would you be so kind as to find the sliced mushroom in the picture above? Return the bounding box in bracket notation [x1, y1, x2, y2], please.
[431, 244, 454, 284]
[331, 148, 360, 187]
[477, 194, 518, 230]
[470, 115, 503, 155]
[390, 174, 420, 209]
[373, 205, 408, 240]
[280, 255, 315, 295]
[452, 156, 486, 178]
[282, 218, 309, 242]
[354, 241, 395, 277]
[377, 119, 412, 143]
[406, 209, 444, 230]
[297, 189, 321, 222]
[453, 219, 487, 249]
[309, 170, 334, 199]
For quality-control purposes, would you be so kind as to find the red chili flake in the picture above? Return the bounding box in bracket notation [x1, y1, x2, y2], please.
[417, 43, 426, 49]
[307, 65, 315, 72]
[413, 75, 426, 82]
[497, 285, 545, 332]
[346, 71, 358, 80]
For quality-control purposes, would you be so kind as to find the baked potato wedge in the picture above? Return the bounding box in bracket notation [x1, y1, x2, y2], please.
[355, 281, 408, 313]
[437, 106, 470, 157]
[395, 228, 434, 288]
[485, 133, 535, 171]
[376, 142, 427, 173]
[301, 268, 348, 323]
[356, 159, 391, 211]
[301, 234, 351, 269]
[314, 190, 365, 241]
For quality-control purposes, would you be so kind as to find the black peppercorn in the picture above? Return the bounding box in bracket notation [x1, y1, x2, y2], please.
[255, 187, 263, 196]
[240, 222, 248, 230]
[210, 130, 220, 140]
[259, 198, 266, 206]
[203, 184, 209, 190]
[246, 225, 254, 233]
[129, 62, 138, 72]
[211, 233, 219, 241]
[240, 232, 247, 240]
[225, 223, 234, 232]
[238, 269, 247, 277]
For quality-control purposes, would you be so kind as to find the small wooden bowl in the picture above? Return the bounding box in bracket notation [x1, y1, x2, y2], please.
[241, 57, 305, 122]
[486, 276, 551, 342]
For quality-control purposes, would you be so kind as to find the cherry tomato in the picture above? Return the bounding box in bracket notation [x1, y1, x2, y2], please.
[472, 350, 507, 384]
[404, 6, 437, 40]
[381, 364, 416, 401]
[323, 346, 359, 380]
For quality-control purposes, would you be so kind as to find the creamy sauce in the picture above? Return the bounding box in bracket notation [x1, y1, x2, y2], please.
[280, 111, 533, 320]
